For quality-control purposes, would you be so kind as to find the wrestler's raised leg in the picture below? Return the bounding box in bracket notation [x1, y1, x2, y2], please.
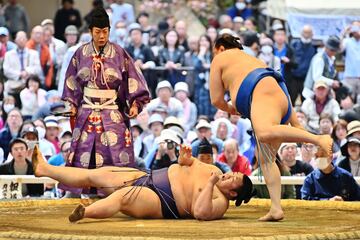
[251, 79, 333, 158]
[250, 84, 331, 221]
[70, 186, 163, 222]
[32, 145, 145, 194]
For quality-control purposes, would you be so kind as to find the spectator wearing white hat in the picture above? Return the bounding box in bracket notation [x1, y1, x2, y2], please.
[143, 113, 164, 153]
[0, 27, 16, 53]
[347, 120, 360, 139]
[146, 80, 184, 119]
[211, 117, 234, 142]
[44, 115, 61, 154]
[301, 80, 341, 133]
[191, 119, 224, 157]
[174, 82, 197, 134]
[148, 128, 182, 170]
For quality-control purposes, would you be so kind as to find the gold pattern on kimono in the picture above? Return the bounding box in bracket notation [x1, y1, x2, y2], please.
[110, 110, 122, 123]
[128, 78, 139, 94]
[66, 76, 77, 91]
[95, 153, 104, 168]
[80, 152, 91, 168]
[100, 131, 118, 146]
[82, 44, 92, 57]
[80, 131, 88, 143]
[103, 44, 116, 58]
[72, 128, 81, 141]
[119, 151, 130, 165]
[78, 67, 91, 81]
[104, 68, 119, 82]
[72, 57, 77, 67]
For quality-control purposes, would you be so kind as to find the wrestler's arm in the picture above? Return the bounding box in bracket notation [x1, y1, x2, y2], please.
[209, 58, 236, 114]
[193, 173, 229, 221]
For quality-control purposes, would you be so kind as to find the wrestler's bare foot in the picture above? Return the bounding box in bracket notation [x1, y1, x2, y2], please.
[32, 145, 47, 177]
[69, 204, 85, 223]
[317, 135, 333, 160]
[258, 208, 284, 222]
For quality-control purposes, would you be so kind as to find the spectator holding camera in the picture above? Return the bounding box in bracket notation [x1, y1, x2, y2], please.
[150, 129, 182, 170]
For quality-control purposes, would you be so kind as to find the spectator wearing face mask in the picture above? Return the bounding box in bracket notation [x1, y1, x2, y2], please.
[301, 150, 360, 201]
[258, 37, 281, 71]
[33, 118, 56, 159]
[290, 25, 317, 103]
[227, 0, 253, 20]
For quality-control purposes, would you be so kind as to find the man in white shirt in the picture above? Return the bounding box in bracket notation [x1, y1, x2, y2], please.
[3, 31, 42, 95]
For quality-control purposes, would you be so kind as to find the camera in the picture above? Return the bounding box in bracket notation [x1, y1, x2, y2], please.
[165, 140, 175, 150]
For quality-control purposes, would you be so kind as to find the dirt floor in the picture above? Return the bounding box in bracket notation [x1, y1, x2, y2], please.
[0, 199, 359, 240]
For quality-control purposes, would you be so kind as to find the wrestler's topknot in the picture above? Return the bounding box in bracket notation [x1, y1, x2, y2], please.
[215, 33, 243, 50]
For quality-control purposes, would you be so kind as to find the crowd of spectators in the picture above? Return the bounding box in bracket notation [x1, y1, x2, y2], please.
[0, 0, 359, 200]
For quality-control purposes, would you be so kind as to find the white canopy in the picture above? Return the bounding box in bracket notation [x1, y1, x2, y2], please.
[267, 0, 360, 39]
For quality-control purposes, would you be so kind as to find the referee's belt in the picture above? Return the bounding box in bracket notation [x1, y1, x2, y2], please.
[82, 87, 118, 110]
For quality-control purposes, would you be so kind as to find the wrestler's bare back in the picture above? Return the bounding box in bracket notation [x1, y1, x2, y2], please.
[210, 48, 289, 115]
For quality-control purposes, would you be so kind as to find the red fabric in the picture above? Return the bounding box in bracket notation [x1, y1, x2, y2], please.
[26, 39, 53, 88]
[218, 153, 252, 176]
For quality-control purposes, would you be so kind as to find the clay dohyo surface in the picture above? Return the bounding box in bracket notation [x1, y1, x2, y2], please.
[0, 199, 359, 240]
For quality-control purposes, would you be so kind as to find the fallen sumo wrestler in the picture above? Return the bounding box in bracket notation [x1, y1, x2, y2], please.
[32, 145, 254, 222]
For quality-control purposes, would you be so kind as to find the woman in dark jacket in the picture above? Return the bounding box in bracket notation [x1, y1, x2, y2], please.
[158, 29, 185, 87]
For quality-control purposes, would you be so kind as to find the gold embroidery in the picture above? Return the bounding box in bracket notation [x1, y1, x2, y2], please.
[110, 111, 122, 123]
[119, 151, 130, 165]
[80, 152, 90, 168]
[72, 128, 81, 142]
[80, 131, 88, 143]
[78, 67, 91, 81]
[95, 153, 104, 168]
[72, 57, 77, 67]
[100, 131, 118, 146]
[128, 78, 139, 94]
[103, 44, 116, 58]
[82, 43, 92, 57]
[65, 76, 77, 91]
[104, 68, 119, 82]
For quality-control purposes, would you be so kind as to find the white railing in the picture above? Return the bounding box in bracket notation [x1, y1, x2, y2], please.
[0, 175, 359, 199]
